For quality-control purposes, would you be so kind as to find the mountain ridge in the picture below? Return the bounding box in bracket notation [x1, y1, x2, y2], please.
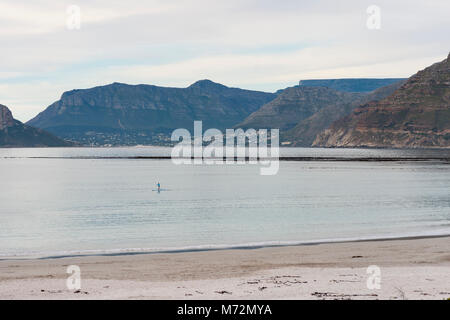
[299, 78, 406, 93]
[313, 53, 450, 148]
[284, 80, 405, 146]
[235, 78, 405, 146]
[236, 86, 366, 131]
[0, 104, 73, 147]
[27, 80, 276, 146]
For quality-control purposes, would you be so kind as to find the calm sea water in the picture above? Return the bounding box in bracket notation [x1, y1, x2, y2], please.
[0, 147, 449, 258]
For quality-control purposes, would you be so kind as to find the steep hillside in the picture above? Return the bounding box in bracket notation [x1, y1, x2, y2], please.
[314, 53, 450, 148]
[27, 80, 276, 146]
[285, 80, 405, 146]
[0, 104, 73, 147]
[236, 86, 365, 132]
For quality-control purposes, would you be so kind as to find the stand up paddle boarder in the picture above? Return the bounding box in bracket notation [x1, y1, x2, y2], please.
[157, 182, 161, 193]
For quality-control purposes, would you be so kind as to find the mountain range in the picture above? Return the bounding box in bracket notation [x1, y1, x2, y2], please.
[0, 104, 72, 147]
[298, 78, 406, 93]
[27, 80, 276, 146]
[314, 53, 450, 148]
[2, 52, 449, 148]
[236, 80, 404, 146]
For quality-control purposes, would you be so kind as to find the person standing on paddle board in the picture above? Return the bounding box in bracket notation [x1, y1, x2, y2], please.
[157, 182, 161, 193]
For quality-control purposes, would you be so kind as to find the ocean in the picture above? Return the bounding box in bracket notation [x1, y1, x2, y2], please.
[0, 147, 449, 258]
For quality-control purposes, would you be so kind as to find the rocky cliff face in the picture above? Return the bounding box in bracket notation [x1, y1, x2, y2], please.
[236, 79, 404, 146]
[313, 53, 450, 148]
[27, 80, 276, 146]
[284, 80, 405, 146]
[0, 104, 73, 147]
[0, 104, 15, 130]
[236, 86, 366, 131]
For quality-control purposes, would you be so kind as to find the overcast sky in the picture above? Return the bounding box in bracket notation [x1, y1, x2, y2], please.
[1, 0, 449, 121]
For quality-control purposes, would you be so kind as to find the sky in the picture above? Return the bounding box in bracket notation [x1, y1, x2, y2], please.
[0, 0, 449, 122]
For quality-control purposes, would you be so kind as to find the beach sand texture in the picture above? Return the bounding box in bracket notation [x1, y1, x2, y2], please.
[0, 236, 449, 300]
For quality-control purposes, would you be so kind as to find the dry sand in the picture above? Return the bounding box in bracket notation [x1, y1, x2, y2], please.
[0, 236, 449, 300]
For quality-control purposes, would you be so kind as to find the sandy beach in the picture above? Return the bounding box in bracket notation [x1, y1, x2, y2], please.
[0, 236, 449, 300]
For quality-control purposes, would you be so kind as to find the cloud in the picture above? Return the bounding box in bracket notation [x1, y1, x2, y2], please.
[79, 43, 447, 90]
[0, 0, 176, 36]
[0, 0, 449, 121]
